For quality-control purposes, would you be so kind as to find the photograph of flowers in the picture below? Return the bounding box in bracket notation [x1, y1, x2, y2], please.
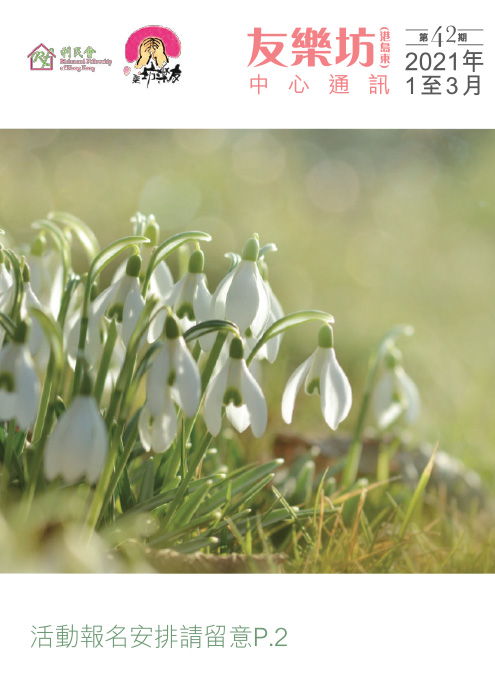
[0, 129, 492, 572]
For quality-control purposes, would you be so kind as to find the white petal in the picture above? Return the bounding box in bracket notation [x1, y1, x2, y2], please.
[240, 361, 267, 437]
[281, 352, 315, 424]
[22, 284, 44, 356]
[396, 367, 421, 425]
[90, 280, 121, 322]
[0, 265, 13, 295]
[85, 402, 109, 484]
[146, 346, 170, 416]
[122, 278, 145, 346]
[372, 373, 395, 428]
[148, 306, 167, 343]
[250, 268, 271, 337]
[110, 259, 127, 286]
[376, 401, 404, 431]
[14, 348, 40, 429]
[226, 404, 251, 433]
[151, 399, 178, 453]
[150, 261, 174, 300]
[173, 338, 201, 417]
[167, 276, 187, 310]
[264, 310, 281, 363]
[138, 405, 153, 453]
[193, 275, 212, 323]
[45, 399, 86, 483]
[211, 269, 235, 318]
[225, 262, 260, 333]
[0, 390, 17, 422]
[304, 347, 326, 394]
[320, 349, 353, 430]
[203, 360, 229, 436]
[0, 286, 13, 315]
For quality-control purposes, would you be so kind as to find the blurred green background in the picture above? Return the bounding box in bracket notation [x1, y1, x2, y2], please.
[0, 130, 493, 482]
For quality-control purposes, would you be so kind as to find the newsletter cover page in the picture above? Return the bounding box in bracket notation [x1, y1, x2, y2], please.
[0, 2, 493, 697]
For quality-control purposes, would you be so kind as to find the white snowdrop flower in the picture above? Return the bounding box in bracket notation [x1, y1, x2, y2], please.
[0, 322, 40, 430]
[148, 249, 211, 343]
[138, 400, 177, 454]
[19, 264, 50, 367]
[146, 315, 201, 419]
[211, 236, 270, 336]
[95, 254, 145, 347]
[282, 324, 352, 431]
[139, 315, 200, 453]
[68, 255, 145, 367]
[204, 336, 267, 437]
[112, 213, 174, 304]
[372, 350, 420, 430]
[44, 375, 108, 485]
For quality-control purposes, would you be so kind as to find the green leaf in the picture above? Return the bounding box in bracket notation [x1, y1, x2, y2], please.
[88, 235, 149, 290]
[173, 479, 214, 527]
[0, 311, 16, 339]
[258, 243, 278, 259]
[48, 211, 100, 261]
[247, 310, 335, 365]
[183, 319, 239, 343]
[142, 231, 212, 295]
[397, 443, 437, 541]
[138, 459, 155, 504]
[200, 460, 283, 514]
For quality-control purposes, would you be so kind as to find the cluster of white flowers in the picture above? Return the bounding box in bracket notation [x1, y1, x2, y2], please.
[0, 212, 419, 495]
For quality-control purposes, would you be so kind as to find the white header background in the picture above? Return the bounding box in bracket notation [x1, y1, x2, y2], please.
[0, 0, 492, 128]
[1, 1, 494, 697]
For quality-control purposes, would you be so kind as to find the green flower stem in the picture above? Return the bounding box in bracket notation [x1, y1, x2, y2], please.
[341, 324, 414, 489]
[85, 425, 123, 532]
[4, 250, 23, 321]
[32, 355, 55, 444]
[141, 231, 211, 298]
[72, 236, 148, 400]
[246, 310, 335, 366]
[4, 419, 16, 473]
[71, 313, 89, 400]
[94, 318, 118, 404]
[105, 354, 136, 429]
[163, 332, 226, 485]
[97, 420, 140, 528]
[160, 428, 214, 533]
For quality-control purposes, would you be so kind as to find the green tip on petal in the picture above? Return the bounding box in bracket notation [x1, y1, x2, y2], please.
[318, 323, 333, 349]
[80, 372, 92, 396]
[13, 321, 29, 344]
[229, 336, 244, 360]
[188, 249, 205, 274]
[241, 236, 260, 262]
[385, 347, 402, 369]
[144, 216, 159, 247]
[165, 315, 181, 339]
[0, 250, 5, 266]
[30, 236, 46, 257]
[126, 254, 142, 278]
[22, 263, 31, 283]
[90, 283, 99, 302]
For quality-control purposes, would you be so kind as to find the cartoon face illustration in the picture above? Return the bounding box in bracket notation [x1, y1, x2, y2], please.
[135, 37, 168, 69]
[125, 26, 181, 70]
